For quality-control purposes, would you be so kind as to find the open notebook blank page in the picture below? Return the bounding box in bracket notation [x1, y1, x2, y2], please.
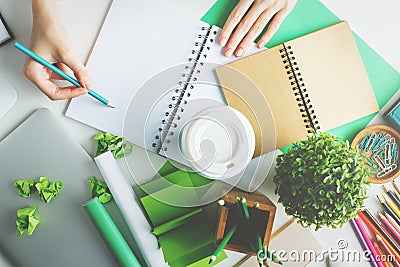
[66, 0, 205, 151]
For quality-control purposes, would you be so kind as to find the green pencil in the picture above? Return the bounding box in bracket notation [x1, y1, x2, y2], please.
[257, 236, 264, 267]
[240, 196, 250, 219]
[209, 224, 238, 264]
[217, 199, 225, 206]
[263, 246, 270, 267]
[257, 236, 263, 255]
[266, 248, 283, 265]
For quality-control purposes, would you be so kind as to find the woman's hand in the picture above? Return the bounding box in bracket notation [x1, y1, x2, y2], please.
[24, 0, 90, 100]
[219, 0, 297, 57]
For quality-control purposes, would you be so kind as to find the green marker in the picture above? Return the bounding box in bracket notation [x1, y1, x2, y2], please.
[240, 196, 250, 219]
[209, 224, 238, 264]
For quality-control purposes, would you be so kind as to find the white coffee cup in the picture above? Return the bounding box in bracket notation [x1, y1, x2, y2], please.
[180, 106, 255, 179]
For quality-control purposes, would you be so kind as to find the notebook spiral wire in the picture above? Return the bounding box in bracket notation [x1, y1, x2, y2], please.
[279, 44, 320, 133]
[152, 26, 217, 151]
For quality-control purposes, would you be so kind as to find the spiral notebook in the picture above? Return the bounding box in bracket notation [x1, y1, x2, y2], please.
[216, 21, 380, 157]
[66, 0, 263, 166]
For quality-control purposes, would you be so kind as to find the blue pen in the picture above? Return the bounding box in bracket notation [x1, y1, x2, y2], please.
[14, 42, 115, 108]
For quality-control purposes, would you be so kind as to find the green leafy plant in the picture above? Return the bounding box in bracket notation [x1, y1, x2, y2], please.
[273, 132, 370, 230]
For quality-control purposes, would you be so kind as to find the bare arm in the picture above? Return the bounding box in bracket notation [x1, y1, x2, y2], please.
[24, 0, 91, 100]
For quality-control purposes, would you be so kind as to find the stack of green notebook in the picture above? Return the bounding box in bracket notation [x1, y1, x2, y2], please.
[139, 167, 226, 267]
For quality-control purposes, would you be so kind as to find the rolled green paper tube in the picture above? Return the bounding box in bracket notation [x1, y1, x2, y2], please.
[83, 197, 141, 267]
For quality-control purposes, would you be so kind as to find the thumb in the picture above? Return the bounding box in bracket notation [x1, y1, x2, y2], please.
[58, 51, 92, 90]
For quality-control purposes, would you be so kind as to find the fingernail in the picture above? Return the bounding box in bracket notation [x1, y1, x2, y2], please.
[86, 81, 93, 89]
[235, 48, 243, 57]
[258, 40, 265, 48]
[224, 48, 233, 57]
[219, 37, 227, 47]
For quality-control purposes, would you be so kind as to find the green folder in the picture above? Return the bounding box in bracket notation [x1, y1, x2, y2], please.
[202, 0, 400, 149]
[139, 170, 226, 267]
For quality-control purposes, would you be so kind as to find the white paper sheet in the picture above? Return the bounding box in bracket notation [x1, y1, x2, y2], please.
[95, 151, 167, 267]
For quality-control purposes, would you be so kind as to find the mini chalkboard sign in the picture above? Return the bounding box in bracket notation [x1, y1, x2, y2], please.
[215, 189, 276, 255]
[0, 11, 13, 46]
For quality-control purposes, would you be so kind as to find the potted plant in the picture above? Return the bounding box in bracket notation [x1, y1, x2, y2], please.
[273, 132, 370, 230]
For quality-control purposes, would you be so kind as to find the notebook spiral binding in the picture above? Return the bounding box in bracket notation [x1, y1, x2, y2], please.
[152, 25, 218, 152]
[279, 44, 320, 133]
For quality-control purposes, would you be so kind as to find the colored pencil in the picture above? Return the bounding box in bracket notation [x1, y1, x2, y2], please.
[376, 234, 400, 263]
[263, 248, 283, 265]
[395, 190, 400, 203]
[256, 236, 264, 267]
[358, 210, 400, 256]
[361, 209, 400, 251]
[240, 196, 250, 220]
[379, 212, 400, 242]
[384, 211, 400, 233]
[393, 181, 400, 195]
[383, 185, 400, 208]
[257, 236, 263, 255]
[209, 224, 237, 264]
[14, 42, 115, 108]
[355, 217, 384, 267]
[373, 241, 390, 267]
[383, 194, 400, 218]
[378, 195, 400, 226]
[217, 199, 225, 206]
[263, 245, 271, 267]
[350, 218, 378, 267]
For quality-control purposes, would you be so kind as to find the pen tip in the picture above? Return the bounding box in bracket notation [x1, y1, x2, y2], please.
[107, 103, 116, 108]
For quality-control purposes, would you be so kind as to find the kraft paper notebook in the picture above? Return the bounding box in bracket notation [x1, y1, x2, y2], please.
[216, 21, 379, 156]
[204, 0, 400, 149]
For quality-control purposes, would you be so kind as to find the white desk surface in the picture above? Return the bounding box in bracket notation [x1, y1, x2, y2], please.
[1, 0, 400, 266]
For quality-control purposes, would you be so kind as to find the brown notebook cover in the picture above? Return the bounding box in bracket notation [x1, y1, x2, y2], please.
[216, 21, 379, 158]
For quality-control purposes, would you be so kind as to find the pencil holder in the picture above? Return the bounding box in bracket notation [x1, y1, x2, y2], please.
[215, 189, 276, 255]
